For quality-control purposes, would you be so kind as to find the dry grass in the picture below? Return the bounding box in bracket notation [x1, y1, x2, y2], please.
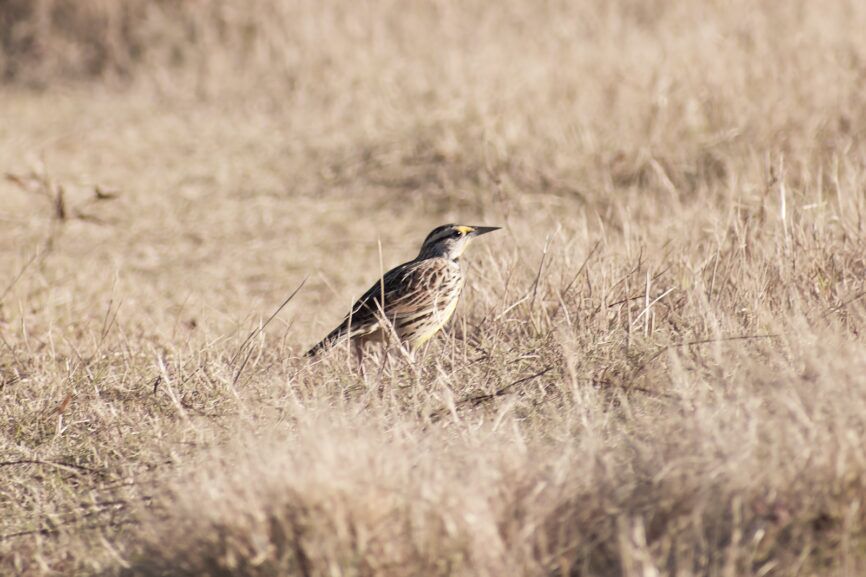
[2, 0, 866, 575]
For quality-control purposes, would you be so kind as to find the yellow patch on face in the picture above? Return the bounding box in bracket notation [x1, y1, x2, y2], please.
[454, 225, 474, 235]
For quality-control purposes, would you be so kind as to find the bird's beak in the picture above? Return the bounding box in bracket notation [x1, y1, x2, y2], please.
[470, 226, 501, 237]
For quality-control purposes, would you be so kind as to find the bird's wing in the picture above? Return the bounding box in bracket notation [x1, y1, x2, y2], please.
[305, 259, 456, 356]
[381, 259, 459, 324]
[341, 262, 419, 333]
[305, 260, 419, 355]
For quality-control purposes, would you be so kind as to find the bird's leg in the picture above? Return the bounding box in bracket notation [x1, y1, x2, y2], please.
[383, 346, 394, 381]
[396, 340, 415, 364]
[353, 340, 368, 381]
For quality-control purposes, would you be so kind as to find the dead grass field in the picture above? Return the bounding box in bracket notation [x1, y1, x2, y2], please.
[3, 1, 866, 575]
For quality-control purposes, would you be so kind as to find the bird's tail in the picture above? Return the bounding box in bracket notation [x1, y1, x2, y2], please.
[304, 327, 346, 358]
[304, 338, 331, 358]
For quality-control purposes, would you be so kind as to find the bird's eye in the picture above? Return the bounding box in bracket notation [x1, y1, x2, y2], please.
[453, 230, 463, 237]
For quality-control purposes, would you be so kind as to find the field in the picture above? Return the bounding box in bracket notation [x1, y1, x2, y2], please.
[2, 1, 866, 575]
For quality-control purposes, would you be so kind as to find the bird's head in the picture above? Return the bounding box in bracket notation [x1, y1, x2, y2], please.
[417, 224, 500, 260]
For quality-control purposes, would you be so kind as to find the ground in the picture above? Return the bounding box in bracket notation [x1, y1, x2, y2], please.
[2, 1, 866, 575]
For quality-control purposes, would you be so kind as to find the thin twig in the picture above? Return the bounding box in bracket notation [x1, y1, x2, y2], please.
[529, 235, 552, 311]
[632, 333, 781, 377]
[820, 290, 866, 319]
[0, 519, 138, 542]
[465, 366, 554, 407]
[562, 239, 601, 296]
[230, 277, 308, 384]
[0, 246, 47, 304]
[0, 459, 103, 476]
[429, 366, 553, 422]
[229, 276, 308, 368]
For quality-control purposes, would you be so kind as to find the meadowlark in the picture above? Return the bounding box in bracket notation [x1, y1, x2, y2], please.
[306, 224, 500, 358]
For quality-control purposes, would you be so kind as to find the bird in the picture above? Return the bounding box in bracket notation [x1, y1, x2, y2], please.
[306, 224, 500, 358]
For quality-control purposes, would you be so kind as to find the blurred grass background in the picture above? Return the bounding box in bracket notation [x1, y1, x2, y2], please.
[2, 1, 866, 576]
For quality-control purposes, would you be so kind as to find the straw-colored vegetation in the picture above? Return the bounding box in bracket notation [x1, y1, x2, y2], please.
[2, 1, 866, 575]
